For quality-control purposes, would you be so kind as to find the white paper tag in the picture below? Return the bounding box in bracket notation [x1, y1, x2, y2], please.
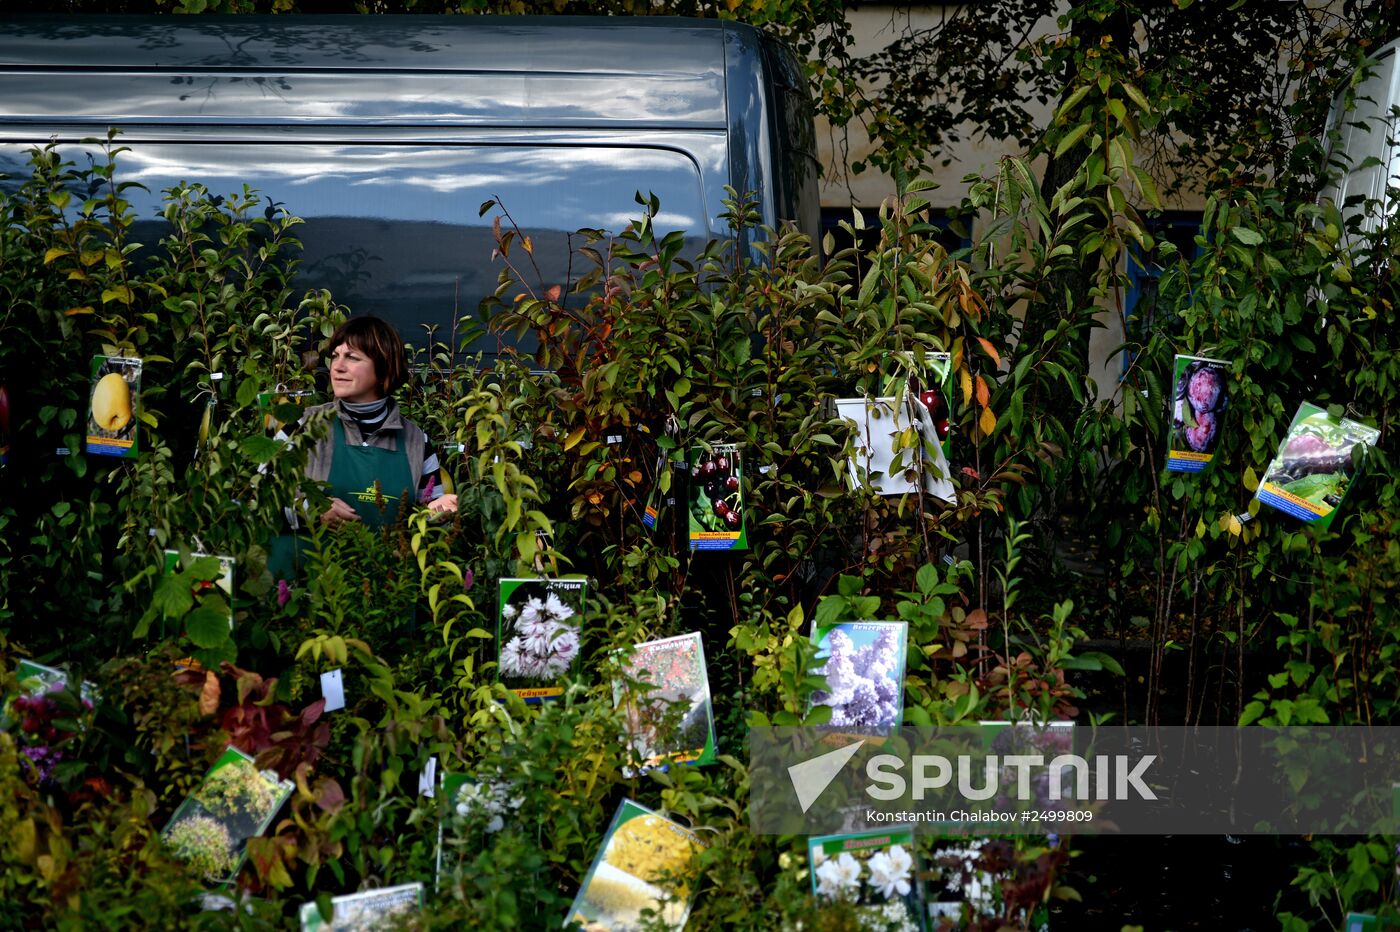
[419, 755, 438, 797]
[321, 669, 345, 712]
[758, 464, 773, 475]
[606, 434, 623, 445]
[55, 447, 71, 456]
[210, 372, 224, 381]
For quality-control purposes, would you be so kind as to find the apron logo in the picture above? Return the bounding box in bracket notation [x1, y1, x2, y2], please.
[352, 485, 398, 504]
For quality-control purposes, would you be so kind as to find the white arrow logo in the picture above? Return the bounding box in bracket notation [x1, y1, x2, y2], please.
[787, 739, 866, 813]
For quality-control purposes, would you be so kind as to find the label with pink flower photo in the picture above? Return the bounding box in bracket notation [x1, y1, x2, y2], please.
[495, 577, 586, 702]
[1167, 355, 1230, 472]
[6, 660, 99, 788]
[613, 631, 719, 774]
[808, 826, 926, 930]
[808, 621, 908, 730]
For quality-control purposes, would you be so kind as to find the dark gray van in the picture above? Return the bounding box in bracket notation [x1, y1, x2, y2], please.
[0, 15, 819, 356]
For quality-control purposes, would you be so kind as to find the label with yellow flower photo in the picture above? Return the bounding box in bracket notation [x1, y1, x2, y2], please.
[161, 745, 294, 887]
[567, 799, 707, 932]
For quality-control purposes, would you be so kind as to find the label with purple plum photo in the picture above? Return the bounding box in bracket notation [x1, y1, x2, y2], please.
[808, 621, 908, 730]
[1256, 402, 1380, 529]
[687, 443, 747, 551]
[1167, 355, 1229, 472]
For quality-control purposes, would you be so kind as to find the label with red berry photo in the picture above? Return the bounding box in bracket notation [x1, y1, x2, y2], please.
[687, 444, 748, 551]
[1167, 355, 1230, 472]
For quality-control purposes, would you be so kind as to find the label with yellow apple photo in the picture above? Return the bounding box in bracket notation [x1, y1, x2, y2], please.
[86, 356, 141, 458]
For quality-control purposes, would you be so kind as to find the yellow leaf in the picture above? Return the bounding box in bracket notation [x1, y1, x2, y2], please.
[1227, 515, 1243, 536]
[563, 426, 586, 451]
[199, 670, 221, 716]
[978, 406, 996, 436]
[43, 247, 71, 265]
[1243, 465, 1259, 492]
[64, 306, 94, 316]
[959, 368, 973, 406]
[975, 375, 990, 407]
[522, 235, 533, 255]
[14, 819, 36, 864]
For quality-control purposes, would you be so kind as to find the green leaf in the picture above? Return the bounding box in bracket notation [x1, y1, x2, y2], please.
[1054, 123, 1091, 159]
[150, 575, 195, 622]
[187, 604, 233, 648]
[1230, 227, 1263, 246]
[240, 434, 282, 464]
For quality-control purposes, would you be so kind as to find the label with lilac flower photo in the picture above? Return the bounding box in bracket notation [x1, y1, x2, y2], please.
[85, 355, 142, 458]
[809, 622, 908, 730]
[808, 827, 926, 931]
[1256, 402, 1380, 529]
[7, 660, 99, 787]
[162, 745, 294, 887]
[566, 798, 707, 932]
[614, 631, 719, 775]
[1167, 355, 1229, 472]
[299, 882, 424, 931]
[688, 443, 748, 551]
[496, 577, 586, 702]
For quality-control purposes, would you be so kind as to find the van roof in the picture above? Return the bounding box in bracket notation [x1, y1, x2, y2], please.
[0, 15, 743, 128]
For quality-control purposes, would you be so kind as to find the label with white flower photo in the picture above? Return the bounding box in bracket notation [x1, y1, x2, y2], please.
[496, 577, 586, 702]
[298, 882, 424, 931]
[808, 827, 926, 931]
[1167, 355, 1229, 472]
[687, 443, 748, 551]
[161, 745, 294, 887]
[613, 631, 719, 775]
[809, 622, 908, 730]
[435, 770, 522, 887]
[86, 355, 142, 458]
[1255, 402, 1380, 529]
[566, 798, 707, 932]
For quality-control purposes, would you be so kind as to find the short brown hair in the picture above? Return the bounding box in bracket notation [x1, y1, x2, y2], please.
[326, 316, 407, 397]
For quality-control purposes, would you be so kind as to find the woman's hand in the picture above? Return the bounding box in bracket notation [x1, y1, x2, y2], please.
[320, 497, 361, 526]
[427, 493, 458, 515]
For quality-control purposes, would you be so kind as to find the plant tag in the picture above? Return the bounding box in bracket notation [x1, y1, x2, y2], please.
[321, 668, 345, 712]
[606, 433, 622, 445]
[56, 447, 70, 456]
[210, 372, 224, 381]
[456, 443, 465, 453]
[419, 755, 437, 797]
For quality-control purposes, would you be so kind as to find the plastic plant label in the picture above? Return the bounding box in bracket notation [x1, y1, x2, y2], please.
[321, 669, 345, 712]
[86, 355, 142, 458]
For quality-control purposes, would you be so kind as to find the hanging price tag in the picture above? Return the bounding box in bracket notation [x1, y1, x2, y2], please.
[321, 669, 345, 712]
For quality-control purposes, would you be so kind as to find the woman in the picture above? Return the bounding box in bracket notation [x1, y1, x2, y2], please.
[300, 315, 458, 527]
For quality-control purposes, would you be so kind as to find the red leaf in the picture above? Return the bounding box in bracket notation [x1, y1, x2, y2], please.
[300, 697, 326, 727]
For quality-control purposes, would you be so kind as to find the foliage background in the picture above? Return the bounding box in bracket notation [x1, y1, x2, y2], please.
[3, 1, 1400, 929]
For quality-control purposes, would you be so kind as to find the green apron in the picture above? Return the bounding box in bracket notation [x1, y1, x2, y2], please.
[327, 418, 416, 528]
[266, 417, 416, 579]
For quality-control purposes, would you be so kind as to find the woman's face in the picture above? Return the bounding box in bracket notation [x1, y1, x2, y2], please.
[328, 341, 381, 403]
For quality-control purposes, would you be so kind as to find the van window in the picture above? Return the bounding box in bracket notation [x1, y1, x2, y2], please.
[0, 140, 711, 359]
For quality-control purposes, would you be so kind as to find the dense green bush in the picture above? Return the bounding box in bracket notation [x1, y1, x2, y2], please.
[1, 108, 1397, 928]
